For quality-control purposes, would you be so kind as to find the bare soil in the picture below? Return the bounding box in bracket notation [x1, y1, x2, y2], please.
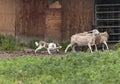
[0, 47, 65, 58]
[0, 44, 115, 58]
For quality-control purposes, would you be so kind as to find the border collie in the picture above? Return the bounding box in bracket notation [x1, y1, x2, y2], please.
[35, 41, 62, 54]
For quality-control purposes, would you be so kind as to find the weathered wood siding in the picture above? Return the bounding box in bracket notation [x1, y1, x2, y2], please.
[16, 0, 47, 39]
[0, 0, 94, 41]
[62, 0, 94, 40]
[0, 0, 15, 35]
[45, 9, 61, 40]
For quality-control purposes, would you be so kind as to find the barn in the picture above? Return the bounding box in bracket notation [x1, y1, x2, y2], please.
[0, 0, 120, 42]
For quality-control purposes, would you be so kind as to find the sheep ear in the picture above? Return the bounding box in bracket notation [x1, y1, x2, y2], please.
[106, 31, 108, 33]
[105, 31, 109, 34]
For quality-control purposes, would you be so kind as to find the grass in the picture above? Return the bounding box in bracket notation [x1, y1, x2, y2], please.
[0, 49, 120, 84]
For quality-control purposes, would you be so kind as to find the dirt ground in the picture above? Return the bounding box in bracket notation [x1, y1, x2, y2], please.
[0, 47, 65, 58]
[0, 48, 35, 58]
[0, 44, 115, 58]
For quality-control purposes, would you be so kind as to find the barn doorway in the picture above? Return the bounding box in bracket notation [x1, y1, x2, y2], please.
[45, 0, 62, 41]
[94, 0, 120, 42]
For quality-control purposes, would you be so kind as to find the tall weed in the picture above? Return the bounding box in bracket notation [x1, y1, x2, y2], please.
[27, 38, 39, 49]
[114, 41, 120, 49]
[59, 41, 70, 51]
[0, 35, 25, 51]
[0, 35, 16, 51]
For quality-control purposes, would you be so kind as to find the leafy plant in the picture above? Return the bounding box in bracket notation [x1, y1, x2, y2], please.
[28, 38, 39, 49]
[0, 35, 16, 51]
[114, 41, 120, 49]
[45, 39, 53, 43]
[59, 41, 70, 51]
[0, 34, 5, 44]
[0, 35, 26, 51]
[0, 50, 120, 84]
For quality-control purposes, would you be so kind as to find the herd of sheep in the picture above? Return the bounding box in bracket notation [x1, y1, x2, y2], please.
[65, 29, 109, 53]
[35, 29, 109, 54]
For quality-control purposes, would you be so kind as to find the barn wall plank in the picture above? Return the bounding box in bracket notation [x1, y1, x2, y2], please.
[16, 0, 47, 39]
[0, 0, 15, 36]
[62, 0, 94, 40]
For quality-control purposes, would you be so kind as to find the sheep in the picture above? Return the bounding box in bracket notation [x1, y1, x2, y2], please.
[75, 29, 100, 36]
[35, 41, 62, 54]
[64, 29, 100, 53]
[65, 32, 99, 53]
[95, 31, 109, 51]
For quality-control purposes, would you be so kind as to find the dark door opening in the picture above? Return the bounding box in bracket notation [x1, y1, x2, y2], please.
[94, 0, 120, 42]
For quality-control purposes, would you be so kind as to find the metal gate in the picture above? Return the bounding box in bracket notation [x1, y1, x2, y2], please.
[95, 1, 120, 42]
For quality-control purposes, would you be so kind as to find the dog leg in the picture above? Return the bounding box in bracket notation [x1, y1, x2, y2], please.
[47, 49, 51, 54]
[35, 46, 43, 53]
[56, 49, 60, 53]
[56, 49, 59, 52]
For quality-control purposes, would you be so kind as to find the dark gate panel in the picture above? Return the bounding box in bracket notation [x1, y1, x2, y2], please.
[95, 0, 120, 42]
[16, 0, 47, 39]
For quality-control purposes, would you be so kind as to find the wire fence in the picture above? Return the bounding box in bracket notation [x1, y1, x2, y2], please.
[95, 4, 120, 42]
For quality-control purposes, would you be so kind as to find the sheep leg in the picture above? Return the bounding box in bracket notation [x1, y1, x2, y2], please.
[72, 45, 76, 52]
[65, 43, 72, 53]
[88, 43, 93, 53]
[102, 44, 105, 51]
[103, 41, 109, 50]
[94, 44, 98, 51]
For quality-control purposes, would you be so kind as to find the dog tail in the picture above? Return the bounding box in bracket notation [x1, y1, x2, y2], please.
[35, 42, 39, 46]
[56, 46, 62, 49]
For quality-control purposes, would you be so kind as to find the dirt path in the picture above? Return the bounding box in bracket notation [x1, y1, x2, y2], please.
[0, 48, 65, 58]
[0, 44, 115, 58]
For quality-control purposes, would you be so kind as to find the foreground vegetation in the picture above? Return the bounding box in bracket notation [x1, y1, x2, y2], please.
[0, 34, 120, 84]
[0, 49, 120, 84]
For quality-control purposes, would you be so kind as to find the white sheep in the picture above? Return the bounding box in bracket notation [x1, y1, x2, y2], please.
[64, 29, 100, 53]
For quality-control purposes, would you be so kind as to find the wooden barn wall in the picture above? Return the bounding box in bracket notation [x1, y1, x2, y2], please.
[16, 0, 47, 39]
[45, 9, 61, 41]
[0, 0, 15, 36]
[62, 0, 94, 40]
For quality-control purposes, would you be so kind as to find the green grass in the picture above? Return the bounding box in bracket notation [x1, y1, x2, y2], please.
[0, 49, 120, 84]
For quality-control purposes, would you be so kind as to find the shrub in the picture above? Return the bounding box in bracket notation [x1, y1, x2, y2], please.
[0, 35, 16, 51]
[28, 38, 39, 49]
[114, 41, 120, 50]
[59, 41, 70, 51]
[0, 34, 5, 44]
[0, 35, 26, 51]
[16, 39, 27, 50]
[46, 39, 53, 43]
